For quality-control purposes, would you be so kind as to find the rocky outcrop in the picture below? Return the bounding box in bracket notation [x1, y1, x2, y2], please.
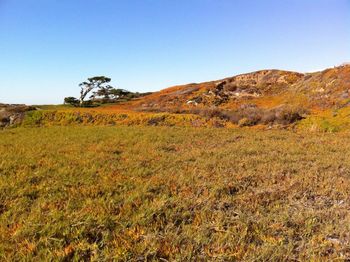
[0, 104, 35, 127]
[135, 65, 350, 111]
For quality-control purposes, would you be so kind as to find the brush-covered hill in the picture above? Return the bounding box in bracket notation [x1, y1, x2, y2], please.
[131, 65, 350, 112]
[9, 65, 350, 131]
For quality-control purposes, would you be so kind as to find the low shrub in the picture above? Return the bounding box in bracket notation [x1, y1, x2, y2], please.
[24, 104, 308, 129]
[189, 108, 225, 119]
[273, 105, 307, 124]
[147, 116, 166, 126]
[21, 110, 217, 128]
[187, 104, 308, 126]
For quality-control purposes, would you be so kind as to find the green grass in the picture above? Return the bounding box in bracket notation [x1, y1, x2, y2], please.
[298, 107, 350, 132]
[1, 126, 350, 260]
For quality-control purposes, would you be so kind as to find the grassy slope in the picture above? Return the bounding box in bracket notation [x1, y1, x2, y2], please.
[1, 126, 350, 260]
[298, 106, 350, 132]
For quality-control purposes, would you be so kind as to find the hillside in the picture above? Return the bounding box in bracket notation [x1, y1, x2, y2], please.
[131, 65, 350, 112]
[3, 65, 349, 131]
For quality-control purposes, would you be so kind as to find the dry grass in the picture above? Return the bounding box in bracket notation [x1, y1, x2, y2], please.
[1, 126, 350, 260]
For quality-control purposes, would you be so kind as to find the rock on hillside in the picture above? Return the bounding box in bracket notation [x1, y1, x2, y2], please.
[135, 65, 350, 111]
[294, 65, 350, 108]
[0, 104, 35, 127]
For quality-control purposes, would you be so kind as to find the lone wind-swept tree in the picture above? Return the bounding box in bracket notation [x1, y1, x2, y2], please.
[64, 76, 150, 107]
[78, 76, 111, 106]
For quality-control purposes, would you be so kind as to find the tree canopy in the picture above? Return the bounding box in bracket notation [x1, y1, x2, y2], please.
[78, 76, 111, 105]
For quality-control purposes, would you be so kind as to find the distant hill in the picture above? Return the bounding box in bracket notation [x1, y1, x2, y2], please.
[4, 65, 350, 130]
[130, 65, 350, 112]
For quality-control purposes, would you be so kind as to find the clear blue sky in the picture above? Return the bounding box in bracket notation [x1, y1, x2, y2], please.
[0, 0, 349, 104]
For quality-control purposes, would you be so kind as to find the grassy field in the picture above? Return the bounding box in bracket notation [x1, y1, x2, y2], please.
[1, 126, 350, 260]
